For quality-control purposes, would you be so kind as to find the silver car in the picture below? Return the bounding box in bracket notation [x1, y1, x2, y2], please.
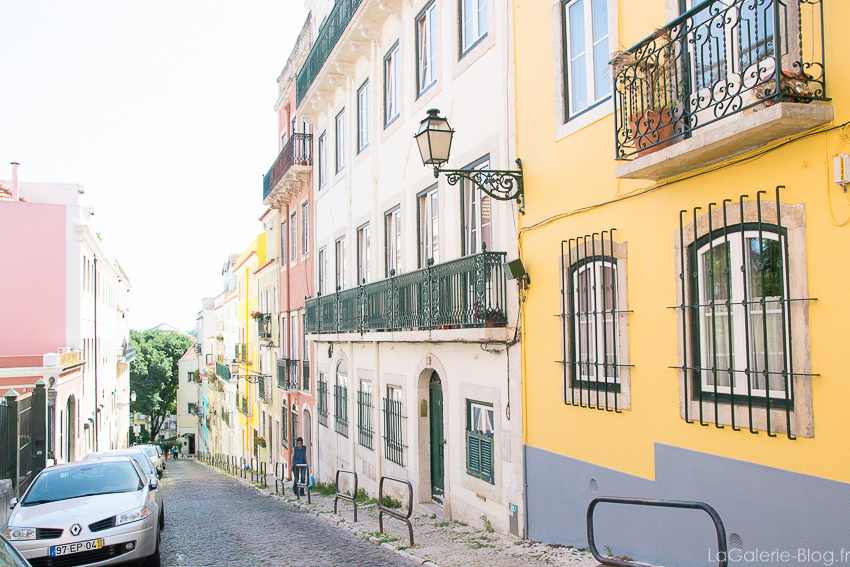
[83, 449, 164, 526]
[134, 445, 164, 472]
[0, 532, 32, 567]
[4, 458, 162, 567]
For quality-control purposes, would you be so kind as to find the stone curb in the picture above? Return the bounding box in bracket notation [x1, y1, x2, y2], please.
[195, 460, 441, 567]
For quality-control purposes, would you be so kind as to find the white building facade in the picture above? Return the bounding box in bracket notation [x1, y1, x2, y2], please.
[298, 0, 524, 535]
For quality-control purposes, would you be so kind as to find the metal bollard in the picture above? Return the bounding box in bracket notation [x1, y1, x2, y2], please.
[334, 469, 359, 522]
[378, 476, 414, 546]
[294, 464, 311, 503]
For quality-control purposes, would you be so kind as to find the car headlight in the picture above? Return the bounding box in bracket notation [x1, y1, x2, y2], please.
[115, 507, 153, 526]
[3, 528, 36, 540]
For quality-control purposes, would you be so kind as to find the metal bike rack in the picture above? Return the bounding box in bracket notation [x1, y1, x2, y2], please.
[293, 464, 311, 503]
[231, 456, 238, 475]
[587, 497, 728, 567]
[378, 476, 414, 546]
[274, 462, 286, 495]
[259, 461, 267, 487]
[334, 470, 359, 522]
[239, 457, 247, 478]
[250, 457, 259, 483]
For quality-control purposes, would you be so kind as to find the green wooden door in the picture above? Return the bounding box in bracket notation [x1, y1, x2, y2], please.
[429, 374, 445, 503]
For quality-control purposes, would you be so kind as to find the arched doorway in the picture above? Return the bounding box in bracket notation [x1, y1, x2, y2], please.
[65, 395, 76, 462]
[429, 372, 444, 504]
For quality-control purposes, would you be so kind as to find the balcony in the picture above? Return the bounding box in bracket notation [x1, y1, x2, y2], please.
[234, 343, 250, 364]
[257, 314, 274, 342]
[276, 358, 300, 391]
[215, 362, 231, 382]
[305, 250, 509, 335]
[262, 134, 312, 205]
[613, 0, 830, 180]
[295, 0, 403, 115]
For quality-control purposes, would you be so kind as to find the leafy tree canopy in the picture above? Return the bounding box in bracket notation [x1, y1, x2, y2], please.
[129, 329, 194, 440]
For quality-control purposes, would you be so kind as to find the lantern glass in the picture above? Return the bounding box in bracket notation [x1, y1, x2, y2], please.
[415, 109, 454, 166]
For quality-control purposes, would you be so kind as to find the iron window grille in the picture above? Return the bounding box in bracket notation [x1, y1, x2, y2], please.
[673, 187, 816, 439]
[318, 378, 329, 427]
[357, 388, 374, 450]
[334, 384, 349, 437]
[560, 230, 632, 411]
[466, 400, 494, 483]
[382, 396, 405, 466]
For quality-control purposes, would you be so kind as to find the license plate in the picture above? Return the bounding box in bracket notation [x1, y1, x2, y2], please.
[49, 539, 103, 556]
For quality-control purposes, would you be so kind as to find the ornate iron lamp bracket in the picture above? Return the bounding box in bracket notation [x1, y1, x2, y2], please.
[435, 158, 525, 214]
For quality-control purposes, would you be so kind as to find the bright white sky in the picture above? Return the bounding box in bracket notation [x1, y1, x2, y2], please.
[0, 1, 308, 333]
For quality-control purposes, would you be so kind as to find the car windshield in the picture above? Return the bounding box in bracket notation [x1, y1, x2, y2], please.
[0, 538, 30, 567]
[85, 452, 155, 476]
[22, 462, 142, 506]
[140, 447, 158, 458]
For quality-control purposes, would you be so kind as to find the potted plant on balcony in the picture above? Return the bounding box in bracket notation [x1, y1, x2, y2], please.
[612, 28, 683, 157]
[250, 311, 265, 321]
[255, 436, 267, 448]
[485, 307, 507, 327]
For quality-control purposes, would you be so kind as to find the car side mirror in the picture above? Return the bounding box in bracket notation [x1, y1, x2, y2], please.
[149, 478, 159, 490]
[156, 467, 163, 477]
[9, 497, 17, 509]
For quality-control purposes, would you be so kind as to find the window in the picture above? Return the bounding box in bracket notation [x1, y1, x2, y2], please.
[187, 371, 194, 383]
[676, 190, 813, 438]
[418, 185, 439, 268]
[188, 403, 197, 415]
[318, 131, 328, 188]
[357, 380, 373, 449]
[417, 2, 438, 95]
[466, 400, 494, 483]
[461, 157, 492, 256]
[383, 386, 404, 465]
[302, 311, 310, 391]
[384, 42, 400, 126]
[460, 0, 488, 54]
[280, 221, 288, 265]
[282, 402, 288, 446]
[291, 403, 299, 441]
[290, 315, 299, 362]
[335, 237, 346, 291]
[561, 231, 630, 411]
[357, 81, 369, 152]
[301, 201, 309, 256]
[334, 360, 348, 437]
[318, 246, 328, 295]
[563, 0, 610, 119]
[318, 373, 329, 427]
[357, 223, 371, 285]
[290, 212, 297, 265]
[385, 206, 402, 277]
[335, 109, 346, 173]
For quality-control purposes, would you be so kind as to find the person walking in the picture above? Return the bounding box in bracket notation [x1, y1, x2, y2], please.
[291, 437, 307, 495]
[172, 444, 179, 460]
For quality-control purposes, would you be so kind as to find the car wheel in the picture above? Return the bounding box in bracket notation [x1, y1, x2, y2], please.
[144, 530, 161, 567]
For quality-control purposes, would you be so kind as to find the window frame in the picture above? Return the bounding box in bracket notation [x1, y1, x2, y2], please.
[459, 0, 488, 57]
[416, 1, 439, 97]
[335, 109, 346, 173]
[385, 206, 402, 277]
[460, 156, 492, 256]
[417, 184, 440, 268]
[318, 131, 328, 189]
[335, 236, 346, 291]
[290, 211, 298, 267]
[357, 80, 370, 153]
[384, 41, 401, 127]
[561, 0, 612, 122]
[357, 222, 371, 285]
[301, 200, 310, 257]
[465, 399, 494, 484]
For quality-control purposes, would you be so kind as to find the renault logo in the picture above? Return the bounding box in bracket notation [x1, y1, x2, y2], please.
[70, 524, 82, 536]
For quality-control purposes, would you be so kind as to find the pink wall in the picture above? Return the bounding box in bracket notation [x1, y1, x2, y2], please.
[0, 202, 67, 355]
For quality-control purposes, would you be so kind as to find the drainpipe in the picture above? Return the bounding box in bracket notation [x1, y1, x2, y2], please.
[93, 257, 98, 452]
[374, 341, 382, 491]
[10, 162, 20, 202]
[285, 201, 291, 469]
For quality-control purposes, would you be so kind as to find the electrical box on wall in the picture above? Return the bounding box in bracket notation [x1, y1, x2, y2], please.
[834, 153, 850, 188]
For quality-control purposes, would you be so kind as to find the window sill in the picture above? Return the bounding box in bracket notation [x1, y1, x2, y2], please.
[615, 102, 835, 181]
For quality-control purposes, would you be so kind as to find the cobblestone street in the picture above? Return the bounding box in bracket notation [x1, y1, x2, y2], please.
[159, 458, 419, 567]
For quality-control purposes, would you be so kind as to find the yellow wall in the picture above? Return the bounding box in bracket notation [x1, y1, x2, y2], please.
[515, 0, 850, 483]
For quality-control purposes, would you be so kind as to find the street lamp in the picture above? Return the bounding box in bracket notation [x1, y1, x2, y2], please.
[415, 108, 525, 213]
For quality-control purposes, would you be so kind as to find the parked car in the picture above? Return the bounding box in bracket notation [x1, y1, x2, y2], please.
[0, 532, 32, 567]
[134, 445, 164, 472]
[83, 450, 164, 527]
[4, 458, 162, 567]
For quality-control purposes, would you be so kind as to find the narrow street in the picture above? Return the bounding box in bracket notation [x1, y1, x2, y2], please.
[159, 458, 419, 567]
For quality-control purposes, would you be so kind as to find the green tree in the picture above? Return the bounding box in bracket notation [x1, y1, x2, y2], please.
[129, 329, 194, 440]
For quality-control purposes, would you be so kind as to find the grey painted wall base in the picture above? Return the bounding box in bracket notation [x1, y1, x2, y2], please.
[0, 479, 12, 529]
[526, 444, 850, 567]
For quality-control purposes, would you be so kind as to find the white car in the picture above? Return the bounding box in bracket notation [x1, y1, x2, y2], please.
[135, 445, 164, 472]
[83, 449, 165, 522]
[4, 458, 162, 567]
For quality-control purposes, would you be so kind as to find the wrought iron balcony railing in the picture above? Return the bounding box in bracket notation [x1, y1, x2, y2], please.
[305, 250, 508, 334]
[262, 134, 313, 201]
[296, 0, 364, 106]
[613, 0, 826, 159]
[276, 358, 300, 391]
[215, 362, 231, 382]
[257, 314, 273, 340]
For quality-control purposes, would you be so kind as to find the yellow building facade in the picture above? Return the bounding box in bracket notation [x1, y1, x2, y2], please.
[234, 234, 266, 465]
[515, 0, 848, 563]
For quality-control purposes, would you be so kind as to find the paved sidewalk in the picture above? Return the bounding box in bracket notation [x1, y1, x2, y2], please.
[199, 459, 600, 567]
